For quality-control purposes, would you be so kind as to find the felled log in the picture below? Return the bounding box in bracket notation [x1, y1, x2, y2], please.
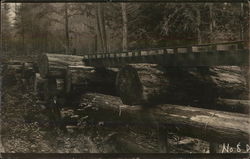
[116, 64, 170, 105]
[38, 54, 84, 78]
[6, 64, 23, 73]
[66, 66, 118, 95]
[80, 93, 250, 145]
[2, 64, 24, 87]
[65, 66, 95, 93]
[116, 64, 247, 106]
[215, 98, 249, 114]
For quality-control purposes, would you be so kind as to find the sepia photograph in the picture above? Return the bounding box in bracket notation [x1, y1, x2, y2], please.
[0, 1, 249, 158]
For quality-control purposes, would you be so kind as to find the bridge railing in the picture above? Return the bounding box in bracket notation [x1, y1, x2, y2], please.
[83, 40, 247, 60]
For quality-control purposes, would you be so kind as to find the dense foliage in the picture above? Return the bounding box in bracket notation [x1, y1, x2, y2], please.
[1, 2, 248, 56]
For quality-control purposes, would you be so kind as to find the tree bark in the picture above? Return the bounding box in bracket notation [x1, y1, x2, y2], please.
[96, 3, 108, 52]
[209, 3, 215, 42]
[66, 66, 118, 95]
[116, 64, 248, 106]
[38, 53, 84, 78]
[121, 3, 128, 51]
[196, 6, 201, 44]
[116, 64, 169, 105]
[80, 93, 250, 145]
[100, 4, 107, 53]
[64, 3, 70, 54]
[215, 98, 249, 114]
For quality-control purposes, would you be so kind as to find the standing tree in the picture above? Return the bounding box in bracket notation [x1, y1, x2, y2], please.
[96, 3, 108, 52]
[64, 3, 70, 54]
[1, 3, 12, 53]
[121, 3, 128, 51]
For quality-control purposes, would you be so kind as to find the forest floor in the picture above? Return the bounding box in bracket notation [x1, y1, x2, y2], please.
[0, 64, 210, 153]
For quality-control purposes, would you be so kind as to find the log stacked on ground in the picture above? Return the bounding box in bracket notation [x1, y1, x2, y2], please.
[116, 64, 248, 106]
[66, 66, 118, 95]
[215, 98, 249, 114]
[38, 54, 84, 78]
[79, 93, 250, 145]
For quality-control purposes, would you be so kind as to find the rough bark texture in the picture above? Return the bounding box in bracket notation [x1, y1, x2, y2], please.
[215, 98, 249, 114]
[165, 66, 248, 106]
[80, 93, 250, 145]
[66, 66, 118, 95]
[38, 54, 84, 78]
[66, 66, 95, 93]
[121, 3, 128, 51]
[116, 64, 169, 105]
[116, 64, 248, 106]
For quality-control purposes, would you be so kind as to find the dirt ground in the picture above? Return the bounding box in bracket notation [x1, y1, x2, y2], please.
[0, 65, 210, 153]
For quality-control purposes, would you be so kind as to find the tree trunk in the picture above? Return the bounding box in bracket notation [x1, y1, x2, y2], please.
[96, 4, 104, 52]
[66, 66, 118, 95]
[80, 93, 250, 145]
[116, 64, 169, 105]
[121, 3, 128, 51]
[38, 53, 84, 78]
[96, 3, 107, 53]
[100, 4, 107, 53]
[215, 98, 249, 114]
[65, 3, 70, 54]
[240, 3, 244, 40]
[116, 64, 248, 106]
[196, 7, 201, 44]
[209, 3, 215, 42]
[65, 66, 95, 93]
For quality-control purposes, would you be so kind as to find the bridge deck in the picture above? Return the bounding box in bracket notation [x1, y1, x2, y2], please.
[83, 41, 249, 67]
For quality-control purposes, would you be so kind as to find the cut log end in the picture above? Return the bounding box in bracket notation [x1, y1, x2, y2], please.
[116, 65, 143, 105]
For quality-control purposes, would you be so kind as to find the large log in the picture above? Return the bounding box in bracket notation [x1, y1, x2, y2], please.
[80, 93, 250, 145]
[38, 54, 84, 78]
[66, 66, 118, 95]
[116, 64, 169, 105]
[65, 66, 95, 93]
[215, 98, 250, 114]
[116, 64, 248, 106]
[2, 64, 24, 87]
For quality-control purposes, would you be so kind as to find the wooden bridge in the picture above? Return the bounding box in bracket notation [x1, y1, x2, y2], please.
[82, 41, 249, 67]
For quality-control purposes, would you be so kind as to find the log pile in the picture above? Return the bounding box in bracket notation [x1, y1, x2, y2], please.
[66, 66, 118, 95]
[78, 93, 250, 145]
[38, 54, 85, 78]
[35, 54, 118, 105]
[4, 53, 249, 153]
[116, 64, 248, 109]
